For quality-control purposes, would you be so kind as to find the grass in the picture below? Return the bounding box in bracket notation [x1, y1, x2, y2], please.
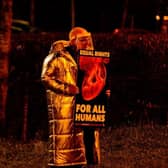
[0, 139, 48, 168]
[100, 124, 168, 168]
[0, 124, 168, 168]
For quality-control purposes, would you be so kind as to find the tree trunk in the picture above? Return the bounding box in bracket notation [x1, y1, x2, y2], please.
[22, 91, 28, 142]
[30, 0, 35, 28]
[71, 0, 75, 28]
[0, 0, 13, 134]
[121, 0, 128, 29]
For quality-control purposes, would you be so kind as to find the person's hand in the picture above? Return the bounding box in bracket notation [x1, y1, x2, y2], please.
[105, 89, 111, 98]
[66, 84, 79, 95]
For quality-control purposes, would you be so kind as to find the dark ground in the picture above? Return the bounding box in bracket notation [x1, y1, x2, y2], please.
[0, 124, 168, 168]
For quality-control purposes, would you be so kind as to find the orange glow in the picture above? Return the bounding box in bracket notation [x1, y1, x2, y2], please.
[155, 15, 160, 21]
[163, 16, 168, 21]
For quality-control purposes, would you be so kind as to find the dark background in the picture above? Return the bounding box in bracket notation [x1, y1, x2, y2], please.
[13, 0, 168, 32]
[5, 0, 168, 141]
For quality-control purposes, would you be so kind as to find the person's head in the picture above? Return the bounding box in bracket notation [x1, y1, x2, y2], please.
[49, 40, 69, 54]
[69, 27, 94, 50]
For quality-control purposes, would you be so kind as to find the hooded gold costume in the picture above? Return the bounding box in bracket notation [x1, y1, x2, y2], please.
[41, 41, 86, 167]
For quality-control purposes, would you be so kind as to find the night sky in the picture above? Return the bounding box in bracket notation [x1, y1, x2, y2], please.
[13, 0, 167, 32]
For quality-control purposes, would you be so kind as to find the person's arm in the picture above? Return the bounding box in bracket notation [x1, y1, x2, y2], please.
[41, 56, 79, 95]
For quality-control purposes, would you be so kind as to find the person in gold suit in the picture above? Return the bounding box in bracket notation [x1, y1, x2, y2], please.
[41, 40, 87, 168]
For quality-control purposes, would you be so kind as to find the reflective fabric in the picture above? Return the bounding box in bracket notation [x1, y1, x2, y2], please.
[41, 45, 86, 167]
